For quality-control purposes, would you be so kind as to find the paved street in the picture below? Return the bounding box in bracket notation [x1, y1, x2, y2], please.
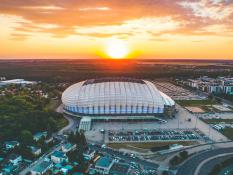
[56, 104, 79, 134]
[176, 147, 233, 175]
[195, 153, 233, 175]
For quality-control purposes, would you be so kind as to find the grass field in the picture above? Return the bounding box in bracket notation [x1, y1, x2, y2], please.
[202, 119, 233, 124]
[107, 141, 197, 153]
[222, 128, 233, 140]
[57, 117, 69, 130]
[176, 99, 217, 107]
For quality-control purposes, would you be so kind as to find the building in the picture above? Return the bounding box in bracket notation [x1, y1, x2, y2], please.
[33, 131, 47, 141]
[83, 149, 96, 160]
[186, 79, 199, 88]
[62, 77, 175, 120]
[61, 165, 73, 174]
[94, 156, 115, 174]
[207, 83, 222, 94]
[31, 160, 53, 175]
[182, 76, 233, 95]
[61, 143, 76, 153]
[79, 117, 92, 131]
[0, 79, 36, 86]
[109, 162, 130, 175]
[8, 154, 22, 165]
[4, 141, 19, 150]
[51, 151, 68, 164]
[30, 146, 42, 156]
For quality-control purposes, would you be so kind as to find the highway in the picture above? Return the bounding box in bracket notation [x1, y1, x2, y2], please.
[195, 153, 233, 175]
[176, 147, 233, 175]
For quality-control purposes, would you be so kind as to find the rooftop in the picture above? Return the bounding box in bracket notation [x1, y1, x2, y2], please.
[30, 146, 41, 152]
[51, 151, 66, 158]
[109, 162, 130, 175]
[83, 77, 145, 86]
[33, 131, 47, 139]
[4, 141, 19, 146]
[9, 154, 21, 160]
[95, 156, 113, 168]
[63, 143, 75, 150]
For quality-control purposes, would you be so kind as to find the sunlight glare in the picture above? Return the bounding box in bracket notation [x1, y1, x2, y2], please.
[106, 39, 128, 59]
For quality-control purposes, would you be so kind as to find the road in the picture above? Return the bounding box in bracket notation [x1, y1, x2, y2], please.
[56, 104, 79, 134]
[195, 153, 233, 175]
[176, 147, 233, 175]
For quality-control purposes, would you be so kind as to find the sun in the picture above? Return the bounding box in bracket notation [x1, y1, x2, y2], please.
[106, 39, 128, 59]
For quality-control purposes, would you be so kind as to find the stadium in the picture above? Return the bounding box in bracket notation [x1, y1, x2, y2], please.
[62, 78, 175, 120]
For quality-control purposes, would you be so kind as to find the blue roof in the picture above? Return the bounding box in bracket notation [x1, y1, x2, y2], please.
[95, 156, 112, 168]
[63, 143, 75, 149]
[54, 163, 63, 168]
[63, 165, 73, 170]
[52, 151, 66, 158]
[4, 141, 19, 146]
[34, 131, 47, 139]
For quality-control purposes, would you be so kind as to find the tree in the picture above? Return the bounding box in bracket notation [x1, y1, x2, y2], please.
[15, 144, 34, 160]
[169, 155, 180, 166]
[179, 151, 188, 159]
[162, 171, 169, 175]
[80, 131, 88, 150]
[20, 130, 33, 145]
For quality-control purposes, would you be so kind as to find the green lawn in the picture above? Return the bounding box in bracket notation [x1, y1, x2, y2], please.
[222, 128, 233, 140]
[108, 141, 197, 152]
[57, 117, 69, 130]
[202, 119, 233, 124]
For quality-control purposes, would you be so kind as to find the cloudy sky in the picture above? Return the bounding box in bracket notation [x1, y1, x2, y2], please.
[0, 0, 233, 59]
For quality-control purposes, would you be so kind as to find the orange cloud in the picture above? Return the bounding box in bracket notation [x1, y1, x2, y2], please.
[0, 0, 232, 59]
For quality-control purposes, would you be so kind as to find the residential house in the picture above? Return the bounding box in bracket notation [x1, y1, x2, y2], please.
[51, 151, 68, 164]
[33, 132, 47, 141]
[8, 154, 22, 165]
[94, 156, 114, 174]
[4, 141, 19, 150]
[30, 146, 42, 156]
[62, 143, 76, 153]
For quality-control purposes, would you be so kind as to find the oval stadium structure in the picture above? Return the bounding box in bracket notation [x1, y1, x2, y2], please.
[62, 78, 175, 120]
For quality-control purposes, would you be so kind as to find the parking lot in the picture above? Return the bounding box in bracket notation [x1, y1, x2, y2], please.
[107, 129, 203, 143]
[154, 82, 205, 100]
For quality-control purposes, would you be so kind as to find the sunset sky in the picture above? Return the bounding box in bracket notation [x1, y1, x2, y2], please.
[0, 0, 233, 59]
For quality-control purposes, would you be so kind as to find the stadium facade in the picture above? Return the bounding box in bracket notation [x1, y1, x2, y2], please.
[62, 78, 175, 120]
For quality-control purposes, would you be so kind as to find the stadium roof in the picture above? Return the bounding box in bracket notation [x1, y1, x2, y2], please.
[83, 77, 145, 86]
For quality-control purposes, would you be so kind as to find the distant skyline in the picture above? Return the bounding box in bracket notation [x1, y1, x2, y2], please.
[0, 0, 233, 59]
